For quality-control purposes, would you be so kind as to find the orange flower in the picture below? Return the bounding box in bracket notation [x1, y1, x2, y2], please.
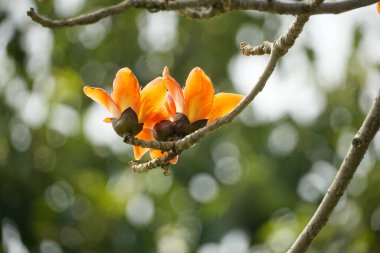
[165, 67, 243, 124]
[83, 67, 168, 160]
[153, 66, 244, 143]
[378, 2, 380, 13]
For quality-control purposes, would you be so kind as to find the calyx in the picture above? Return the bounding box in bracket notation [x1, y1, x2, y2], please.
[111, 107, 143, 137]
[153, 113, 207, 141]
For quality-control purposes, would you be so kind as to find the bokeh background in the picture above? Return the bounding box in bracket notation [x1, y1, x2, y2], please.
[1, 0, 380, 252]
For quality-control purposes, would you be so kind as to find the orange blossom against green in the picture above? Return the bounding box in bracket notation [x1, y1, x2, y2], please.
[83, 67, 244, 163]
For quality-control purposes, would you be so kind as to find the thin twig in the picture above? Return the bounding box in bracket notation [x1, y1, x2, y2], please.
[27, 0, 377, 28]
[287, 91, 380, 253]
[241, 12, 310, 57]
[129, 150, 178, 173]
[273, 15, 310, 57]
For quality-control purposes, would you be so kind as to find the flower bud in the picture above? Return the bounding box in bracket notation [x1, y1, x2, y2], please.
[112, 107, 143, 137]
[153, 120, 175, 141]
[173, 113, 190, 137]
[187, 119, 207, 134]
[173, 113, 207, 137]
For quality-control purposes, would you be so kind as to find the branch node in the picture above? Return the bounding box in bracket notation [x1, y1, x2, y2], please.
[179, 6, 223, 19]
[352, 137, 363, 147]
[240, 41, 273, 56]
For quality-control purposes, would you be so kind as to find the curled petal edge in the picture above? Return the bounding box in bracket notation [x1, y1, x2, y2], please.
[83, 86, 121, 118]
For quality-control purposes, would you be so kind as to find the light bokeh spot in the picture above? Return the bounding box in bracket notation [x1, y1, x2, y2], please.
[197, 243, 220, 253]
[267, 228, 295, 252]
[10, 122, 32, 152]
[267, 123, 299, 156]
[40, 240, 63, 253]
[49, 104, 79, 136]
[220, 229, 250, 253]
[137, 12, 178, 53]
[45, 180, 75, 212]
[157, 234, 188, 253]
[214, 156, 242, 185]
[78, 19, 110, 49]
[189, 173, 219, 203]
[54, 0, 85, 17]
[126, 194, 155, 227]
[329, 107, 352, 131]
[83, 104, 130, 154]
[211, 141, 240, 162]
[297, 161, 336, 202]
[2, 219, 29, 253]
[21, 92, 49, 128]
[146, 169, 173, 195]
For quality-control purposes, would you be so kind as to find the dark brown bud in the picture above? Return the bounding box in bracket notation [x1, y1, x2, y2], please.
[187, 119, 208, 134]
[153, 120, 175, 141]
[173, 113, 191, 137]
[112, 107, 143, 137]
[173, 113, 208, 137]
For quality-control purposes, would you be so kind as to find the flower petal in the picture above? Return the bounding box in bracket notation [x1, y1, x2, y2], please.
[138, 77, 168, 123]
[183, 67, 214, 123]
[132, 127, 154, 160]
[378, 2, 380, 13]
[83, 86, 121, 118]
[111, 68, 141, 113]
[149, 149, 179, 165]
[165, 94, 177, 118]
[143, 112, 170, 129]
[163, 67, 185, 114]
[133, 146, 149, 160]
[208, 93, 244, 123]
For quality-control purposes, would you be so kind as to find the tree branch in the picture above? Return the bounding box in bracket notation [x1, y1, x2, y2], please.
[179, 6, 224, 19]
[287, 91, 380, 253]
[124, 9, 314, 171]
[27, 0, 377, 28]
[234, 0, 376, 15]
[26, 0, 219, 28]
[129, 150, 178, 175]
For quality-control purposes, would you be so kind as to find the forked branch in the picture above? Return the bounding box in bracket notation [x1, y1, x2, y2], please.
[127, 11, 313, 172]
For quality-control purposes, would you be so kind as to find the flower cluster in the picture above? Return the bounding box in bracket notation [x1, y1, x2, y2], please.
[84, 67, 243, 164]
